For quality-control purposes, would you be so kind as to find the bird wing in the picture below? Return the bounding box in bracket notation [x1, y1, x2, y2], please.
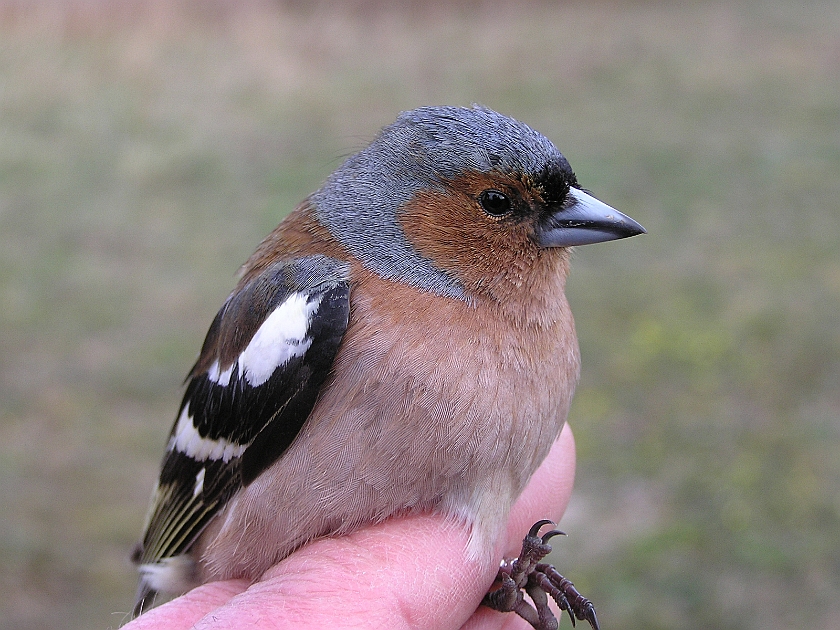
[134, 254, 351, 568]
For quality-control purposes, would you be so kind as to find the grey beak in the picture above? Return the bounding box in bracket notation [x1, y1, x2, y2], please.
[535, 188, 646, 248]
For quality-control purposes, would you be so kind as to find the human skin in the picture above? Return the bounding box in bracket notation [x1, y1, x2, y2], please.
[123, 423, 577, 630]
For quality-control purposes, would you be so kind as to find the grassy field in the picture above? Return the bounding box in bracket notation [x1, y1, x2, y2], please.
[1, 1, 838, 628]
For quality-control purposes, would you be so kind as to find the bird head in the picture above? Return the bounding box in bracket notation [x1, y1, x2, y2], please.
[311, 106, 645, 313]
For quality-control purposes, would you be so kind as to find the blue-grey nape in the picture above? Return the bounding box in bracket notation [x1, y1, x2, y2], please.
[310, 106, 574, 301]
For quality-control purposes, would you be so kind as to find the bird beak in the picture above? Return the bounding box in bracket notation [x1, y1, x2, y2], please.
[535, 187, 646, 248]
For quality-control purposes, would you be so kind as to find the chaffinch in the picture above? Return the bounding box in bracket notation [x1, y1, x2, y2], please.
[130, 105, 645, 629]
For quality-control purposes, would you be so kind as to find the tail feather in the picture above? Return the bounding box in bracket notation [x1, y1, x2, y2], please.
[131, 580, 159, 619]
[129, 553, 196, 620]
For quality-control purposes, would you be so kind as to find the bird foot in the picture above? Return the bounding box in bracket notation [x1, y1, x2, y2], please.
[482, 520, 599, 630]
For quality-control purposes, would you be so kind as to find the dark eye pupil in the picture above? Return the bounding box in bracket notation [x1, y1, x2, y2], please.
[479, 190, 512, 216]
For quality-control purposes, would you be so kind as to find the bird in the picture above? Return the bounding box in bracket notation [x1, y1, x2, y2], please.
[130, 105, 645, 628]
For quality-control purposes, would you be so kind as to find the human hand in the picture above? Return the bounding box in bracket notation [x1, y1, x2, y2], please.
[122, 423, 577, 630]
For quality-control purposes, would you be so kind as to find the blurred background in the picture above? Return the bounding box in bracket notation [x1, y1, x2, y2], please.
[1, 1, 838, 628]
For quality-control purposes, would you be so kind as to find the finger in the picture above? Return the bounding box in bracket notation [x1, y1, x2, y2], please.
[121, 579, 249, 630]
[503, 422, 576, 554]
[186, 515, 487, 630]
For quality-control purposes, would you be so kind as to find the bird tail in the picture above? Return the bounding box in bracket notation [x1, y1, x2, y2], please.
[131, 580, 159, 619]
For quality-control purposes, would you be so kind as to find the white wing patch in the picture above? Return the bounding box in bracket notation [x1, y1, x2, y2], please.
[206, 361, 234, 387]
[193, 467, 206, 497]
[205, 291, 323, 388]
[171, 293, 324, 462]
[239, 292, 322, 386]
[169, 406, 248, 462]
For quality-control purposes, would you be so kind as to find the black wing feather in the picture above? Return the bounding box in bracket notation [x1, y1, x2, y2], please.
[134, 255, 350, 568]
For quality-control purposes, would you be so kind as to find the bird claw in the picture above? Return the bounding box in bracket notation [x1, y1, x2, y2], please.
[482, 521, 599, 630]
[528, 519, 555, 538]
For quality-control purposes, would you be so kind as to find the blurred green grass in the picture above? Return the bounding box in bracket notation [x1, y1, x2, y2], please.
[1, 1, 838, 628]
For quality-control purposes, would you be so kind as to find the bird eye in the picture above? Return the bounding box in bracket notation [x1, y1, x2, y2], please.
[478, 190, 512, 216]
